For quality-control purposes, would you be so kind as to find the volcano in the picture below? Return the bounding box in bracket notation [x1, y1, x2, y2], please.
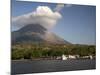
[12, 24, 71, 44]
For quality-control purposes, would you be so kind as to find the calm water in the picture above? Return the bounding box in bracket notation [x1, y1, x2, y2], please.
[11, 59, 96, 75]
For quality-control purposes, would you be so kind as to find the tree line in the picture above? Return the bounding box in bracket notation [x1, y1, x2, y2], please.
[11, 43, 96, 60]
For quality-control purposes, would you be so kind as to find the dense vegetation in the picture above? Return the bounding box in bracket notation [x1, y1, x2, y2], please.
[11, 43, 96, 60]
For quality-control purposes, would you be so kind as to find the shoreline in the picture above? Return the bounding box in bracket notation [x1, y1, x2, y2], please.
[11, 58, 96, 62]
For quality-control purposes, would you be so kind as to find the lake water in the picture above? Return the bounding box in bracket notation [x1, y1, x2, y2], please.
[11, 59, 96, 75]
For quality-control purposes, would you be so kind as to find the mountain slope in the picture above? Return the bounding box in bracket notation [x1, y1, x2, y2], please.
[12, 24, 71, 44]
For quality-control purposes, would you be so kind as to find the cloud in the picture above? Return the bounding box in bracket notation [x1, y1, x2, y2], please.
[54, 4, 72, 12]
[65, 4, 72, 7]
[12, 6, 62, 31]
[54, 4, 65, 12]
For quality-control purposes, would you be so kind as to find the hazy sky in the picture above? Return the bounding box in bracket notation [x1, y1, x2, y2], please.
[11, 0, 96, 45]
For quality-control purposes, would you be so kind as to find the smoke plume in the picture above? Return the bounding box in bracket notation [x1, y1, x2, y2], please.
[12, 6, 62, 31]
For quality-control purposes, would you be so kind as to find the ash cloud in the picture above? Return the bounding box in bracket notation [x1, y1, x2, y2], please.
[12, 6, 62, 31]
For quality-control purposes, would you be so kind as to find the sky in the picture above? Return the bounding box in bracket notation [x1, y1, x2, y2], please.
[11, 0, 96, 45]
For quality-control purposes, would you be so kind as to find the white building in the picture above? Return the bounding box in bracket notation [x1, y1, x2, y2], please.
[62, 54, 68, 60]
[68, 55, 76, 59]
[89, 55, 93, 59]
[82, 55, 93, 59]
